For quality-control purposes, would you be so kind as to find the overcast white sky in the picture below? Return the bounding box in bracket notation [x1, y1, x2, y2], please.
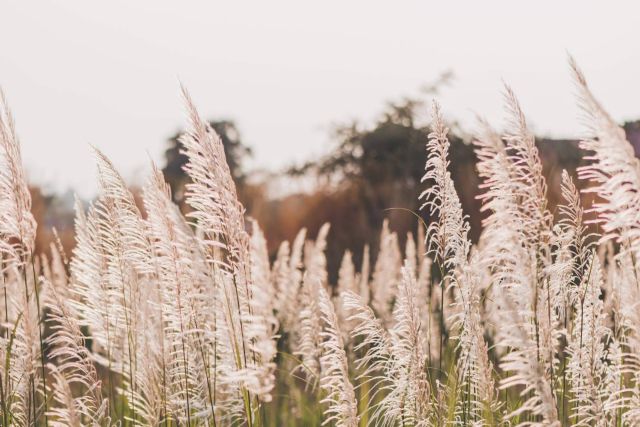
[1, 1, 638, 196]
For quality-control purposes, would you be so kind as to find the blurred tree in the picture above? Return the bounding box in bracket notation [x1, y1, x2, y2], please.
[287, 95, 480, 279]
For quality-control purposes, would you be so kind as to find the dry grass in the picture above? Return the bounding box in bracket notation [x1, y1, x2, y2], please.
[0, 58, 639, 426]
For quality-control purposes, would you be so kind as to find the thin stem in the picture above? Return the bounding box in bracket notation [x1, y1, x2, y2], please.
[30, 257, 48, 427]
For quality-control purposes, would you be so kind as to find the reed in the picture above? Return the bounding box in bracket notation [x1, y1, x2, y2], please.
[0, 58, 639, 426]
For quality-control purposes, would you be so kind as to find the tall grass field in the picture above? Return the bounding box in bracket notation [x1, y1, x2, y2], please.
[0, 59, 639, 426]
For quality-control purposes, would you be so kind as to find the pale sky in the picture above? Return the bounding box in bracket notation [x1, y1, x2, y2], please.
[1, 1, 639, 196]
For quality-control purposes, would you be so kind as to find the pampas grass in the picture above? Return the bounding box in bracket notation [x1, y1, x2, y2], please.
[1, 58, 640, 426]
